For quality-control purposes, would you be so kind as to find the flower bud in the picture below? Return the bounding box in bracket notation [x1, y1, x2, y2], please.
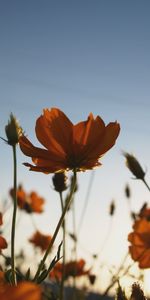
[125, 184, 131, 198]
[88, 274, 96, 285]
[130, 283, 146, 300]
[109, 200, 115, 216]
[5, 113, 23, 146]
[123, 152, 145, 180]
[52, 172, 67, 192]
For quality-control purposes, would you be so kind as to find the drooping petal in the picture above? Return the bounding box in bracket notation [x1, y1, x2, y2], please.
[23, 162, 67, 173]
[19, 135, 51, 159]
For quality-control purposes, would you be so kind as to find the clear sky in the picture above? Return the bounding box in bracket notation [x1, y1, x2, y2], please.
[0, 0, 150, 294]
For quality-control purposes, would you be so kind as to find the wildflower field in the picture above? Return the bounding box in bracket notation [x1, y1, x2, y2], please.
[0, 108, 150, 300]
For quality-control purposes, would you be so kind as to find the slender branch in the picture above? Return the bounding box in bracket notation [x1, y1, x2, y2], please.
[33, 170, 77, 283]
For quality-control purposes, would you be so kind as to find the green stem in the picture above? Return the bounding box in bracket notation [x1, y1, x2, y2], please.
[142, 178, 150, 192]
[11, 145, 17, 285]
[33, 170, 77, 283]
[59, 192, 66, 300]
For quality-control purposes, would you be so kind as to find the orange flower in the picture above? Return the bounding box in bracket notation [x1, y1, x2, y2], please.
[50, 259, 90, 281]
[0, 271, 6, 293]
[128, 218, 150, 268]
[0, 281, 42, 300]
[29, 230, 52, 252]
[19, 108, 120, 173]
[0, 236, 7, 251]
[10, 185, 44, 214]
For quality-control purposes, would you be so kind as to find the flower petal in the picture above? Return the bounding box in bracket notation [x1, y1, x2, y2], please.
[0, 282, 42, 300]
[19, 135, 51, 160]
[74, 114, 105, 146]
[23, 162, 67, 173]
[86, 121, 120, 159]
[36, 108, 73, 155]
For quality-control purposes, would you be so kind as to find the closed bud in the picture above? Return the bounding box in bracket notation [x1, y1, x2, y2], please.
[123, 152, 145, 180]
[69, 233, 77, 242]
[5, 113, 23, 146]
[125, 184, 131, 198]
[92, 254, 98, 259]
[131, 211, 137, 221]
[52, 172, 67, 193]
[130, 283, 146, 300]
[88, 274, 96, 285]
[109, 200, 115, 216]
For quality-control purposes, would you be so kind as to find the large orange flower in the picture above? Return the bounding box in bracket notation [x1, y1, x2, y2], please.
[0, 281, 42, 300]
[128, 218, 150, 268]
[10, 185, 44, 214]
[19, 108, 120, 173]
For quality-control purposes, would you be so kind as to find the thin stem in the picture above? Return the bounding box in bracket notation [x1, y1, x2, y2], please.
[59, 191, 66, 300]
[72, 197, 77, 300]
[77, 171, 94, 234]
[11, 145, 17, 285]
[142, 178, 150, 192]
[33, 170, 77, 283]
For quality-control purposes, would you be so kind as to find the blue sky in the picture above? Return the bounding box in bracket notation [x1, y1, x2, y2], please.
[0, 0, 150, 293]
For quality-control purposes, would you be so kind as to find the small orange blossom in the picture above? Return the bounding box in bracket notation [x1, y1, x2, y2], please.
[29, 230, 52, 252]
[128, 218, 150, 268]
[10, 185, 45, 214]
[49, 259, 90, 281]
